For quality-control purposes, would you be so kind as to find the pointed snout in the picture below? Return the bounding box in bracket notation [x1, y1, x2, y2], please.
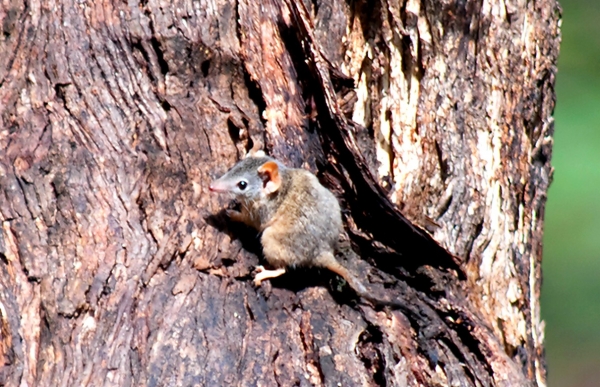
[209, 180, 228, 193]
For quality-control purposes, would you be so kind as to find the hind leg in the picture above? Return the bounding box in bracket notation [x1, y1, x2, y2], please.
[253, 266, 286, 286]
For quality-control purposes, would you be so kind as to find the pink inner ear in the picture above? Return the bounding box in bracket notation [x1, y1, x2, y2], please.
[258, 161, 281, 193]
[264, 181, 278, 194]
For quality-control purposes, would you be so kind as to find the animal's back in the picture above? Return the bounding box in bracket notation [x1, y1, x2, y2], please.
[261, 168, 342, 268]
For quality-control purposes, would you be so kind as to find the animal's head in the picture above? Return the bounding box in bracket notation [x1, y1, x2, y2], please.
[209, 154, 284, 200]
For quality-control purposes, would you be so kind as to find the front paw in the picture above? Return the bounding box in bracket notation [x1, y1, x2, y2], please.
[226, 208, 245, 223]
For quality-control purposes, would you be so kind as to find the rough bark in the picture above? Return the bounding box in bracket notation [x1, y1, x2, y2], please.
[0, 0, 559, 386]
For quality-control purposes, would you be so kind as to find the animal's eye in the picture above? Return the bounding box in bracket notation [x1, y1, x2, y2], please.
[237, 180, 248, 190]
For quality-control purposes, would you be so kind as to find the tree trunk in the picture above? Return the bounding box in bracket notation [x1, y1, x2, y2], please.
[0, 0, 560, 386]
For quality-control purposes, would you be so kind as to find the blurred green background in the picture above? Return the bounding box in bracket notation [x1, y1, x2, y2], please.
[541, 0, 600, 386]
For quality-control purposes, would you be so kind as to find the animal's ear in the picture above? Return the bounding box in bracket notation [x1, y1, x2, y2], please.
[257, 161, 281, 194]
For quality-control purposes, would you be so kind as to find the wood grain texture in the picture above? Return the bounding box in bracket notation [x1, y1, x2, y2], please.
[0, 0, 559, 386]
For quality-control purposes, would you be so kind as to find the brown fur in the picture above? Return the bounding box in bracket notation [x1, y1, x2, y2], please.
[211, 155, 370, 295]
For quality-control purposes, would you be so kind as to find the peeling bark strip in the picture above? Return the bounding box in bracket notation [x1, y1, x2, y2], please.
[0, 0, 558, 386]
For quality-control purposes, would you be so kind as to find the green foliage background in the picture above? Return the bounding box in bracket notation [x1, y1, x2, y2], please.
[542, 1, 600, 385]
